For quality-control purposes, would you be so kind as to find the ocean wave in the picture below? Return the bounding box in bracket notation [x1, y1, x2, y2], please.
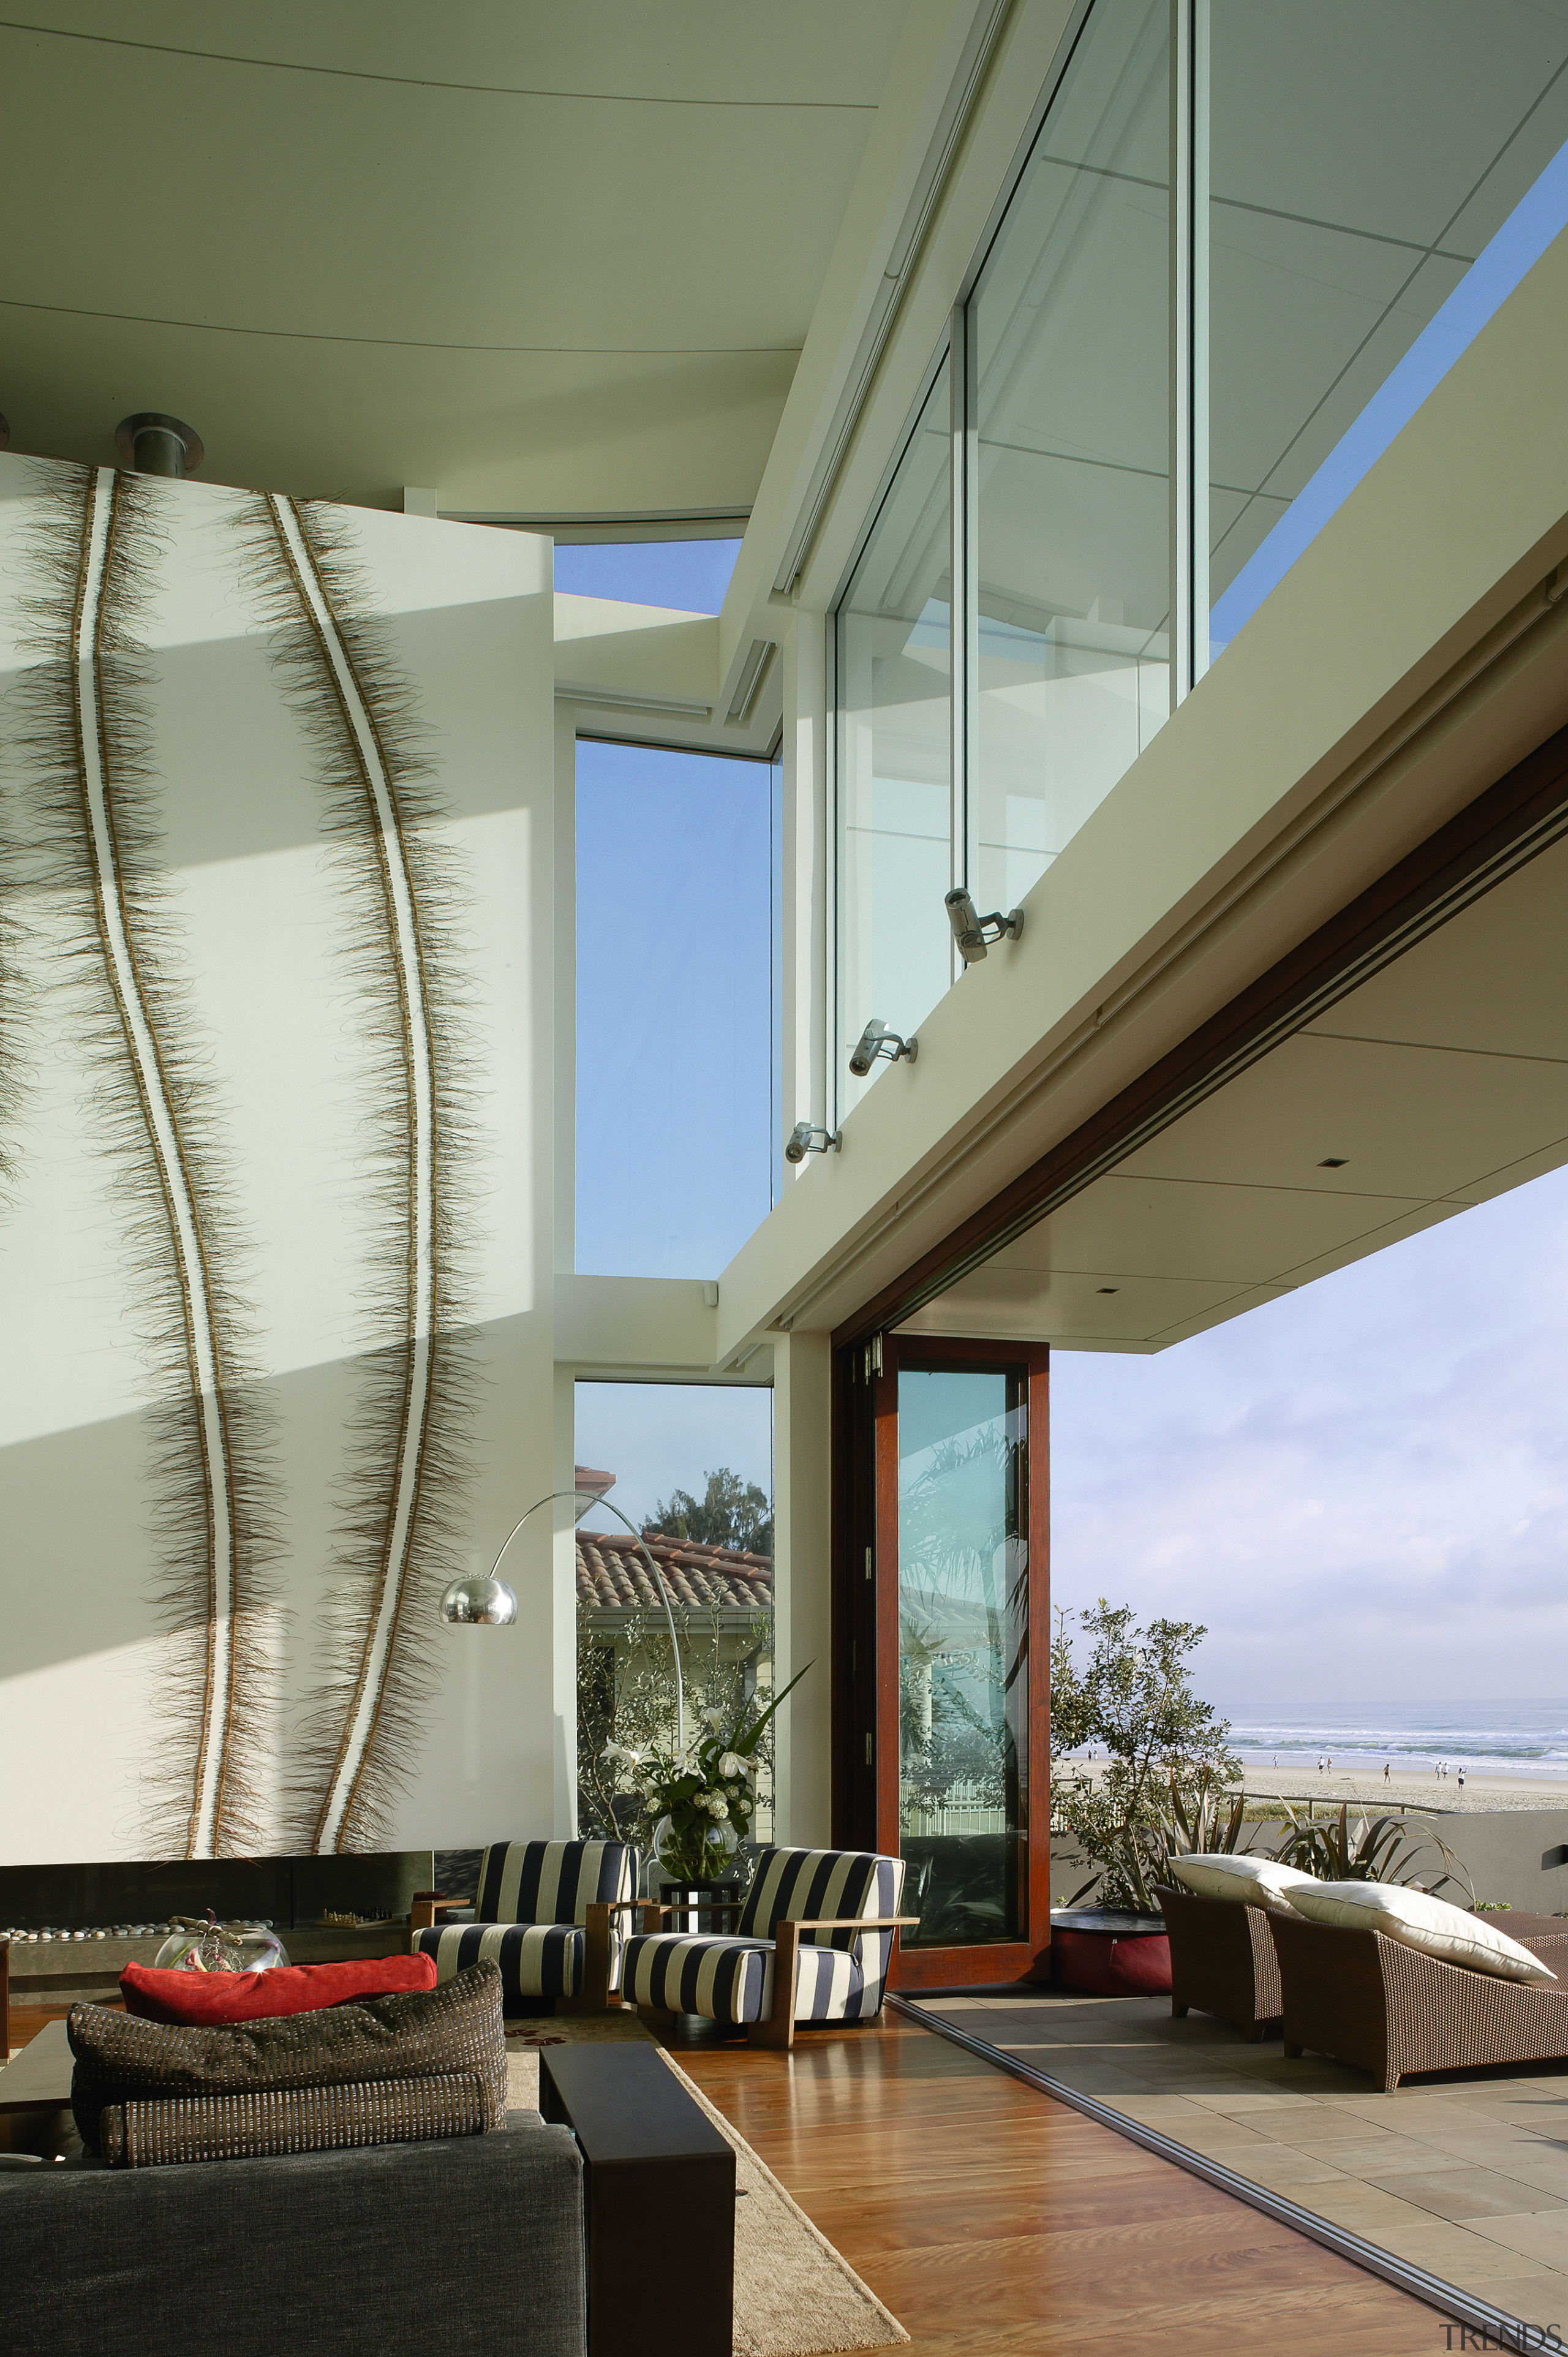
[1197, 1702, 1568, 1778]
[1053, 1703, 1568, 1778]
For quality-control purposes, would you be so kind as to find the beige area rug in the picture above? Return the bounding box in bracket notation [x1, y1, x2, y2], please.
[505, 2009, 657, 2050]
[506, 2025, 909, 2357]
[921, 1988, 1568, 2340]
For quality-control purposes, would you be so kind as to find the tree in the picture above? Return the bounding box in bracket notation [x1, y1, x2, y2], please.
[1052, 1599, 1242, 1911]
[1049, 1606, 1096, 1757]
[647, 1466, 773, 1556]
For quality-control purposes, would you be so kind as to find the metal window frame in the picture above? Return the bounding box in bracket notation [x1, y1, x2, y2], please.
[826, 0, 1215, 1107]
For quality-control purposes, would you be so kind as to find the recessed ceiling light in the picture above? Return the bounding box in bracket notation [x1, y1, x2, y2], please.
[1317, 1157, 1349, 1168]
[1096, 1286, 1119, 1295]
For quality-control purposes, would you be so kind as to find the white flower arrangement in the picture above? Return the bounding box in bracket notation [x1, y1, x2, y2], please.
[621, 1664, 813, 1884]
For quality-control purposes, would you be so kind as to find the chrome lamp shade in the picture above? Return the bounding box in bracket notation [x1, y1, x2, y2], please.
[437, 1574, 519, 1626]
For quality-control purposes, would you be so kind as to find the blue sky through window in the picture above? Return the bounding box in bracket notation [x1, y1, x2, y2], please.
[576, 739, 773, 1280]
[554, 538, 742, 614]
[575, 1380, 774, 1534]
[1212, 135, 1568, 654]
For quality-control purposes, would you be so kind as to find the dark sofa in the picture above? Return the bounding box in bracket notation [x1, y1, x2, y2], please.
[0, 2111, 586, 2357]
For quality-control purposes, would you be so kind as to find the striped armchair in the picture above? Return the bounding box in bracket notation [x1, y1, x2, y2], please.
[412, 1840, 636, 2015]
[622, 1846, 914, 2051]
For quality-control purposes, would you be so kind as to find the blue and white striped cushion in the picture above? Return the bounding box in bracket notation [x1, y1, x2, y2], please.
[736, 1847, 905, 2012]
[473, 1839, 635, 1927]
[624, 1932, 867, 2024]
[417, 1920, 583, 2004]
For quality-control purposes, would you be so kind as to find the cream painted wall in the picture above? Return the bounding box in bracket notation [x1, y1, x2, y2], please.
[772, 1329, 834, 1848]
[0, 457, 559, 1863]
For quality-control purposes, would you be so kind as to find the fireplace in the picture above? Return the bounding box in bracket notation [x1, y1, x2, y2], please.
[1, 1852, 434, 2010]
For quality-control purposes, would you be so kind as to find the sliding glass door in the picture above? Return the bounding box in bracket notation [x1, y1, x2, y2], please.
[839, 1333, 1049, 1988]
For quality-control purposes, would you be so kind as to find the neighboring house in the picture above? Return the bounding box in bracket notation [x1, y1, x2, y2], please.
[575, 1511, 775, 1845]
[575, 1525, 773, 1629]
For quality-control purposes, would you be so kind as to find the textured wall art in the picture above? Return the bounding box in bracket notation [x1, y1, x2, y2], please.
[233, 492, 478, 1854]
[0, 453, 558, 1865]
[17, 464, 279, 1860]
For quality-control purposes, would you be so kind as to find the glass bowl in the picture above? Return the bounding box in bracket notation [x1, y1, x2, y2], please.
[153, 1915, 288, 1973]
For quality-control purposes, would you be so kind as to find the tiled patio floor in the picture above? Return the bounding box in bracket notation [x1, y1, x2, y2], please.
[917, 1987, 1568, 2339]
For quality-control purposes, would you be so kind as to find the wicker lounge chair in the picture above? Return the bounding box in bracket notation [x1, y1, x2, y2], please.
[1272, 1909, 1568, 2091]
[1155, 1884, 1283, 2040]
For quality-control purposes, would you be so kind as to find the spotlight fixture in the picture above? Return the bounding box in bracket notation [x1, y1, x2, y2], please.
[848, 1019, 918, 1078]
[944, 887, 1023, 965]
[785, 1120, 840, 1164]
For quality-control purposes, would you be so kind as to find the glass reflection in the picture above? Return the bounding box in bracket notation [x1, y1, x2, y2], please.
[1209, 2, 1568, 651]
[898, 1364, 1025, 1947]
[837, 358, 952, 1115]
[973, 0, 1171, 915]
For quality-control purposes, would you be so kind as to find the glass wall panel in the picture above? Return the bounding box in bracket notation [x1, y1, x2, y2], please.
[1210, 2, 1568, 652]
[973, 0, 1171, 916]
[836, 358, 953, 1115]
[898, 1362, 1024, 1946]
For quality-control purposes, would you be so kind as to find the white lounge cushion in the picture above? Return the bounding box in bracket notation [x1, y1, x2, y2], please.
[1288, 1880, 1558, 1985]
[1168, 1855, 1317, 1914]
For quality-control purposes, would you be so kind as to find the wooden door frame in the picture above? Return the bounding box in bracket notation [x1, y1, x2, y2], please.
[835, 1332, 1050, 1989]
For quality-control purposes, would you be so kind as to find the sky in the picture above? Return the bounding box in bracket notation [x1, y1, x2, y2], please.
[1050, 1164, 1568, 1713]
[574, 1379, 773, 1535]
[554, 538, 741, 614]
[575, 736, 775, 1280]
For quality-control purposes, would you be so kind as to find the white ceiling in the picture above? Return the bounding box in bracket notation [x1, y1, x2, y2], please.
[901, 830, 1568, 1351]
[0, 2, 908, 510]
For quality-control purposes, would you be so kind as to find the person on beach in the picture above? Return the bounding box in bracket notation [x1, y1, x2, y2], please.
[1458, 1770, 1466, 1793]
[1384, 1762, 1390, 1782]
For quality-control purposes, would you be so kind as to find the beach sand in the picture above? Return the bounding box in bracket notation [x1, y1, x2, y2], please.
[1058, 1755, 1568, 1814]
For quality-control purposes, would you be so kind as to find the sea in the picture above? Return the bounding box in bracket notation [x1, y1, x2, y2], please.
[1221, 1700, 1568, 1784]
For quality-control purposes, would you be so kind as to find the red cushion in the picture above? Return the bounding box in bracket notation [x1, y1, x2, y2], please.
[119, 1953, 437, 2026]
[1052, 1929, 1171, 1997]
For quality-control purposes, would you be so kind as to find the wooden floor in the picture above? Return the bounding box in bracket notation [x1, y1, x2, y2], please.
[669, 2010, 1452, 2355]
[6, 1997, 1452, 2349]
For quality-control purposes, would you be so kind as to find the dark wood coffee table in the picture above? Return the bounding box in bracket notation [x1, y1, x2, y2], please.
[538, 2043, 735, 2357]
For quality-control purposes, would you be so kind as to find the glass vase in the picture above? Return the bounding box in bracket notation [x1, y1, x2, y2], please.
[651, 1814, 739, 1886]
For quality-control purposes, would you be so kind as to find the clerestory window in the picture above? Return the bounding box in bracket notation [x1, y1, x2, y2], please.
[832, 0, 1568, 1112]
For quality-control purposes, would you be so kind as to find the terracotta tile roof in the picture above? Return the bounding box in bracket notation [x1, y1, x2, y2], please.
[576, 1528, 773, 1617]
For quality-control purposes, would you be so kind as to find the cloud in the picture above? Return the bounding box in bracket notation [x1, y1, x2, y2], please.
[1050, 1163, 1568, 1708]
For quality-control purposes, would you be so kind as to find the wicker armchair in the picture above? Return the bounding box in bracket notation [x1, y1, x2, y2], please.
[1155, 1884, 1283, 2041]
[1272, 1909, 1568, 2091]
